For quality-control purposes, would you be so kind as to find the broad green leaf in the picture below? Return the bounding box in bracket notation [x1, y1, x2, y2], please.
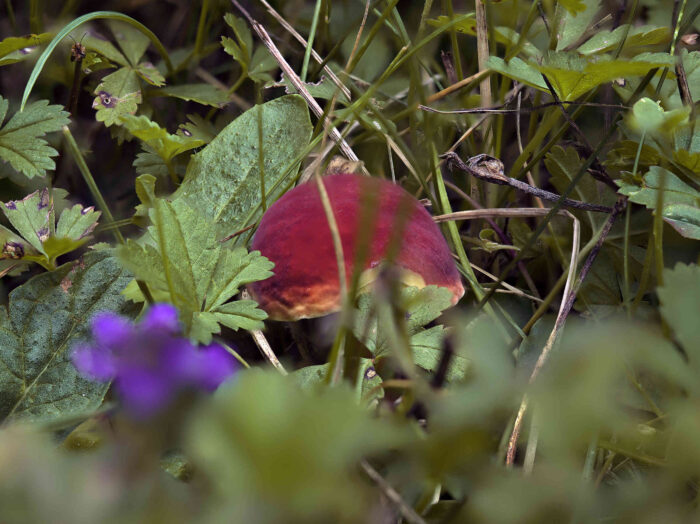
[555, 0, 600, 51]
[0, 33, 52, 66]
[106, 19, 150, 66]
[93, 67, 142, 127]
[153, 84, 230, 107]
[537, 52, 673, 101]
[628, 97, 689, 137]
[617, 166, 700, 240]
[411, 326, 469, 382]
[173, 94, 312, 234]
[0, 96, 70, 178]
[0, 250, 137, 424]
[486, 56, 547, 91]
[187, 370, 408, 522]
[82, 30, 129, 67]
[577, 25, 670, 55]
[662, 204, 700, 240]
[658, 264, 700, 365]
[118, 198, 274, 344]
[119, 114, 205, 163]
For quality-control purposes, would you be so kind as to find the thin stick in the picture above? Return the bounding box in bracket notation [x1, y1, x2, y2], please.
[505, 196, 626, 466]
[233, 0, 359, 162]
[256, 0, 351, 100]
[360, 460, 428, 524]
[442, 152, 613, 213]
[241, 290, 288, 375]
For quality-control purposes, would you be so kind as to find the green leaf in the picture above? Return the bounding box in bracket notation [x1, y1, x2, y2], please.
[486, 56, 547, 91]
[2, 189, 51, 254]
[577, 24, 670, 55]
[93, 67, 142, 127]
[82, 30, 129, 67]
[661, 204, 700, 240]
[134, 61, 165, 86]
[248, 46, 278, 83]
[107, 19, 150, 66]
[411, 326, 469, 381]
[54, 203, 100, 242]
[173, 94, 312, 234]
[0, 33, 52, 66]
[119, 114, 205, 163]
[658, 263, 700, 365]
[558, 0, 587, 14]
[0, 250, 137, 424]
[187, 370, 408, 522]
[133, 144, 172, 178]
[118, 198, 274, 344]
[617, 166, 700, 240]
[178, 113, 217, 143]
[0, 96, 70, 178]
[555, 0, 600, 51]
[537, 52, 673, 101]
[152, 84, 230, 107]
[628, 97, 689, 137]
[222, 13, 253, 68]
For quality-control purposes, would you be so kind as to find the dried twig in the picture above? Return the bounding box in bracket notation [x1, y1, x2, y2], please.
[442, 152, 613, 213]
[241, 290, 288, 375]
[232, 0, 359, 163]
[256, 0, 351, 100]
[360, 460, 428, 524]
[505, 196, 627, 466]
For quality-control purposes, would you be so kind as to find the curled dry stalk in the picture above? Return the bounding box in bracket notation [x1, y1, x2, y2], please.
[505, 197, 627, 467]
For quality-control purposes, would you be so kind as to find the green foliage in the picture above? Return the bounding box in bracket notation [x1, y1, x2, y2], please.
[1, 188, 100, 270]
[0, 96, 70, 178]
[222, 13, 278, 84]
[173, 94, 312, 235]
[187, 370, 408, 523]
[151, 84, 230, 107]
[0, 33, 52, 66]
[118, 198, 274, 344]
[0, 250, 136, 424]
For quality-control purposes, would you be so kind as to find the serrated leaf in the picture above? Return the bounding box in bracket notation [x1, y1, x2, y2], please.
[119, 114, 204, 163]
[555, 0, 600, 51]
[173, 94, 312, 235]
[486, 56, 548, 91]
[0, 96, 70, 178]
[248, 46, 278, 83]
[178, 113, 217, 143]
[268, 74, 350, 104]
[133, 144, 172, 178]
[658, 264, 700, 366]
[537, 52, 673, 101]
[92, 67, 142, 127]
[2, 188, 52, 253]
[55, 204, 100, 241]
[223, 13, 253, 66]
[577, 25, 670, 55]
[135, 61, 165, 86]
[118, 198, 274, 344]
[0, 250, 137, 424]
[82, 30, 129, 67]
[153, 84, 230, 107]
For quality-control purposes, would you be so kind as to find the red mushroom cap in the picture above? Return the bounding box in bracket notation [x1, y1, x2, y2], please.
[248, 173, 464, 321]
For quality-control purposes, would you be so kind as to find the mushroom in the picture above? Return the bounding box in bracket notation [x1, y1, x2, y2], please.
[247, 173, 465, 321]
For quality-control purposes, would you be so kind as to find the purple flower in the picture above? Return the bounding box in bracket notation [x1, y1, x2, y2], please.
[72, 304, 237, 418]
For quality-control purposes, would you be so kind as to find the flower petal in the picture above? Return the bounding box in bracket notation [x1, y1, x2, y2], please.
[140, 303, 180, 334]
[71, 344, 116, 381]
[91, 312, 133, 350]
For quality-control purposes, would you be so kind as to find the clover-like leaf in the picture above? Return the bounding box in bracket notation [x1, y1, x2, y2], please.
[118, 198, 274, 344]
[93, 67, 142, 127]
[0, 250, 137, 424]
[0, 96, 70, 178]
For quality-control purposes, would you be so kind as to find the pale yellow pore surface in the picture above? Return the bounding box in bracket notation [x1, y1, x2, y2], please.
[256, 265, 462, 321]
